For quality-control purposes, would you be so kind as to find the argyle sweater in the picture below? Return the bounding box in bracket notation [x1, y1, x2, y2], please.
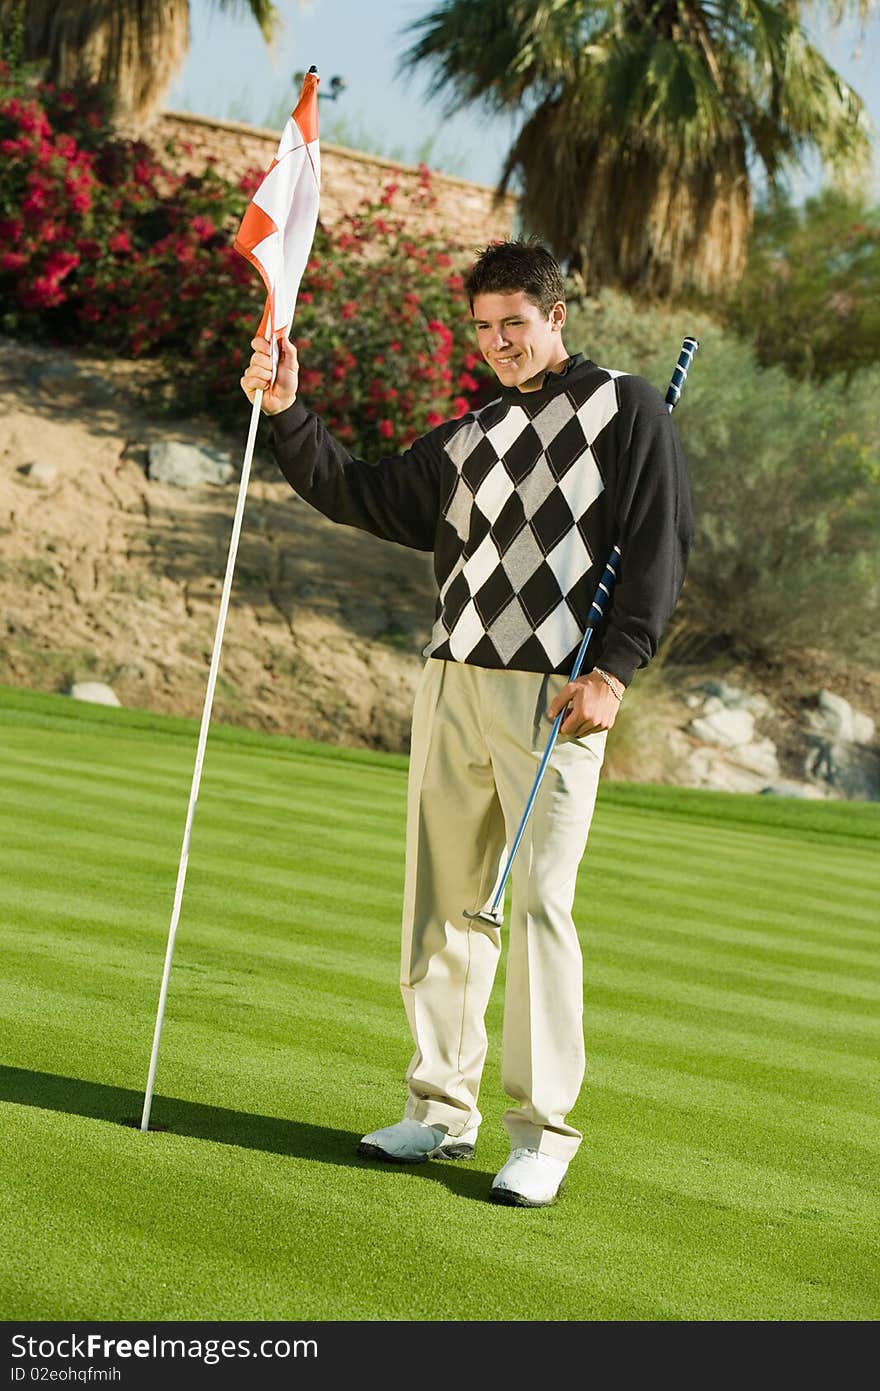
[268, 354, 693, 686]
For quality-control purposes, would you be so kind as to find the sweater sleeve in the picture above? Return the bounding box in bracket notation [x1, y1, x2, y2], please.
[268, 400, 445, 552]
[598, 378, 694, 686]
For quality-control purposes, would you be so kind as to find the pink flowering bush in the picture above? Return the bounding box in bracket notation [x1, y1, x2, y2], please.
[0, 63, 495, 449]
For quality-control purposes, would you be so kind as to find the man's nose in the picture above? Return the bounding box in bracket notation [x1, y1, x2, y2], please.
[487, 328, 510, 350]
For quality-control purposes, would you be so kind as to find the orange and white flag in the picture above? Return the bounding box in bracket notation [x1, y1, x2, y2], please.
[234, 66, 320, 370]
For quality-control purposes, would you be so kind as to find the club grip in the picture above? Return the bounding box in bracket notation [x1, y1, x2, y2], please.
[587, 544, 621, 622]
[665, 336, 699, 413]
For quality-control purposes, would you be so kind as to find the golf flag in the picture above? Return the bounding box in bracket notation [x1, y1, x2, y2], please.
[140, 69, 321, 1135]
[234, 65, 321, 365]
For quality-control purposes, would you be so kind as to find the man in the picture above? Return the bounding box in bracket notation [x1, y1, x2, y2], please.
[241, 239, 692, 1207]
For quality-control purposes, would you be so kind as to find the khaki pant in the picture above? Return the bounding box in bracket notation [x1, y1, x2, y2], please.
[400, 659, 606, 1161]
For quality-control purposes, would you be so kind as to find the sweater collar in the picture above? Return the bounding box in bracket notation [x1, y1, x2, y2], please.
[496, 352, 588, 402]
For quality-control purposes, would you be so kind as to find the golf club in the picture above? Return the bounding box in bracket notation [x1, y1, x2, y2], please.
[464, 335, 699, 927]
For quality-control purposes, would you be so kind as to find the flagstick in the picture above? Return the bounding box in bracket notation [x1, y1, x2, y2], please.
[140, 388, 264, 1132]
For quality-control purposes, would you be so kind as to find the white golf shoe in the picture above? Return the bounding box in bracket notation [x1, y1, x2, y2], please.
[357, 1116, 478, 1163]
[489, 1148, 569, 1207]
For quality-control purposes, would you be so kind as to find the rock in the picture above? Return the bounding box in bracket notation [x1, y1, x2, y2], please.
[805, 736, 880, 800]
[727, 737, 780, 779]
[690, 707, 755, 748]
[696, 679, 744, 704]
[68, 681, 121, 707]
[26, 460, 58, 486]
[812, 689, 855, 742]
[852, 710, 876, 745]
[684, 745, 768, 794]
[28, 360, 79, 389]
[147, 441, 235, 487]
[760, 781, 827, 800]
[743, 692, 773, 719]
[691, 680, 772, 719]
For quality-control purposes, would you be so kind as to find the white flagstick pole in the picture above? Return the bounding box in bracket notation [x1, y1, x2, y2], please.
[140, 386, 264, 1132]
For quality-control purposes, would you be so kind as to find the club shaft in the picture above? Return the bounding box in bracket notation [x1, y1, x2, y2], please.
[485, 549, 619, 916]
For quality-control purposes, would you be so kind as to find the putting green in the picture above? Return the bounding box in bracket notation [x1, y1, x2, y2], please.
[1, 685, 877, 1321]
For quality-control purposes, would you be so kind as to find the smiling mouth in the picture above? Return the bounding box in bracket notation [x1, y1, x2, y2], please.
[494, 354, 521, 367]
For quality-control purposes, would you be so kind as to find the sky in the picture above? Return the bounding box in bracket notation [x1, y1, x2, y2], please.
[168, 0, 880, 198]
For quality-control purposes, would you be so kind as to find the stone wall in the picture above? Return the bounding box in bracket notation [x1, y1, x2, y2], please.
[153, 110, 519, 252]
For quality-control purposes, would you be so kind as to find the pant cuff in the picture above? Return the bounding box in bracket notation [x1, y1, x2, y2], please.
[406, 1096, 479, 1137]
[503, 1118, 582, 1161]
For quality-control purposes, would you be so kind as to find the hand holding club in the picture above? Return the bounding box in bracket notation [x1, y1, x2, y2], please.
[548, 671, 623, 737]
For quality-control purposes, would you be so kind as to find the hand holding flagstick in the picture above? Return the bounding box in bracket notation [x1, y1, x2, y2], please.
[241, 334, 299, 415]
[140, 69, 321, 1134]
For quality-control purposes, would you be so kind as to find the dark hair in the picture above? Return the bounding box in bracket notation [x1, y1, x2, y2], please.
[464, 239, 565, 316]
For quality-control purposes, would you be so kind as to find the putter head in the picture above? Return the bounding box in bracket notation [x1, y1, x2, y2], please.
[463, 906, 504, 927]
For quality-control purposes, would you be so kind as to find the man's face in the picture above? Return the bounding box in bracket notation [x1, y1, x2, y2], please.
[471, 290, 567, 392]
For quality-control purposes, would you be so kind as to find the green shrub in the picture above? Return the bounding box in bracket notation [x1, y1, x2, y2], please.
[724, 189, 880, 383]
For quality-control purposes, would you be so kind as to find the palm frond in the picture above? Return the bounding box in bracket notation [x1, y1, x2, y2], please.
[213, 0, 280, 44]
[0, 0, 281, 123]
[501, 86, 751, 296]
[399, 0, 610, 111]
[3, 1, 190, 123]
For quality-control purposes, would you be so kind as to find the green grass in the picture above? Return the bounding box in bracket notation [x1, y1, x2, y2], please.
[1, 684, 878, 1321]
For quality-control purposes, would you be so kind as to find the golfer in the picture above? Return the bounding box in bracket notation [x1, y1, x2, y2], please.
[241, 240, 692, 1207]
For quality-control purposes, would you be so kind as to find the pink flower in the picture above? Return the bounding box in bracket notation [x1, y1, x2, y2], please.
[191, 215, 216, 240]
[22, 186, 47, 215]
[378, 420, 395, 438]
[108, 231, 132, 254]
[44, 250, 78, 280]
[20, 276, 65, 309]
[0, 252, 27, 273]
[341, 300, 358, 320]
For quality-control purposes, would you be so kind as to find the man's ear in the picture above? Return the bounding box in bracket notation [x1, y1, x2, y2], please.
[550, 300, 567, 331]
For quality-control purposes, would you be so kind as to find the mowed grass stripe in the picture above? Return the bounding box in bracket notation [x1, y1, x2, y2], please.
[584, 1000, 880, 1086]
[2, 685, 878, 1321]
[592, 817, 877, 895]
[588, 928, 880, 1002]
[586, 907, 879, 961]
[0, 752, 407, 832]
[586, 836, 878, 923]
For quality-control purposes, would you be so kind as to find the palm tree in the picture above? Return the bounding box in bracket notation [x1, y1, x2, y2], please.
[0, 0, 279, 127]
[402, 1, 874, 297]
